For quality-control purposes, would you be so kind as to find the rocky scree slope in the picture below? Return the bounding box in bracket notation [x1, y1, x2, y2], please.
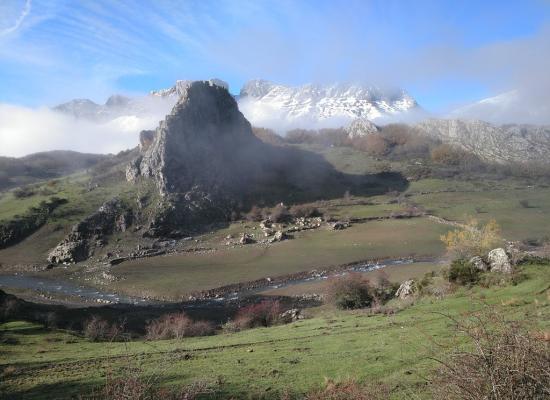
[413, 119, 550, 164]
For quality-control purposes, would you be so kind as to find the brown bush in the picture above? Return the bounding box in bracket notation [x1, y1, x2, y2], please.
[83, 316, 126, 342]
[352, 134, 389, 156]
[230, 300, 282, 330]
[431, 144, 467, 165]
[304, 379, 391, 400]
[269, 203, 291, 223]
[145, 312, 214, 340]
[431, 308, 550, 400]
[289, 204, 322, 218]
[245, 205, 266, 222]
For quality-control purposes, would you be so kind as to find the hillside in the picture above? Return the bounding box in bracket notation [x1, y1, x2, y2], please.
[1, 261, 548, 399]
[0, 151, 107, 191]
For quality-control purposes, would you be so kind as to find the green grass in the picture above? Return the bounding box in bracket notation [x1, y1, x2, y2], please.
[110, 218, 448, 299]
[1, 263, 548, 399]
[410, 187, 550, 240]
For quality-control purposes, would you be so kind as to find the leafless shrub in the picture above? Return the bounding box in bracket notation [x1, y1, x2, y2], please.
[270, 203, 291, 223]
[145, 312, 214, 340]
[431, 308, 550, 400]
[289, 204, 322, 218]
[304, 378, 391, 400]
[84, 358, 213, 400]
[83, 316, 126, 342]
[245, 205, 265, 222]
[228, 300, 282, 331]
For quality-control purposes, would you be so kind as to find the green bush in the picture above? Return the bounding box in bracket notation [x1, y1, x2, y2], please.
[328, 274, 374, 310]
[448, 259, 481, 285]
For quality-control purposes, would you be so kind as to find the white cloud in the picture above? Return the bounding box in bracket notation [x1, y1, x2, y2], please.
[0, 0, 31, 37]
[0, 103, 162, 157]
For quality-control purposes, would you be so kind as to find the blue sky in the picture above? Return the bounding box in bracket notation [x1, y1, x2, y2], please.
[1, 0, 549, 111]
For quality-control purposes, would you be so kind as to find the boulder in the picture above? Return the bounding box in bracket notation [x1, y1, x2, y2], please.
[47, 236, 88, 264]
[280, 308, 303, 323]
[269, 230, 289, 243]
[395, 280, 416, 299]
[331, 221, 350, 230]
[239, 233, 255, 245]
[469, 256, 488, 271]
[488, 248, 513, 274]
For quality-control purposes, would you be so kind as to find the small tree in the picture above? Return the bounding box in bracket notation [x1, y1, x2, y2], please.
[440, 218, 502, 258]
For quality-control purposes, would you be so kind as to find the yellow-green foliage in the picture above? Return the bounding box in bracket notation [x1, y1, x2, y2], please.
[440, 218, 502, 258]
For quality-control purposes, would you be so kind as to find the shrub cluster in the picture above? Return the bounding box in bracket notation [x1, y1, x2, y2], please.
[447, 259, 481, 286]
[432, 308, 550, 400]
[328, 274, 374, 310]
[145, 312, 215, 340]
[83, 316, 126, 342]
[225, 300, 282, 332]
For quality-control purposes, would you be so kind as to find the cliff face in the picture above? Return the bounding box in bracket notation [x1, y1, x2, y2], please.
[127, 80, 264, 196]
[413, 119, 550, 164]
[126, 80, 269, 237]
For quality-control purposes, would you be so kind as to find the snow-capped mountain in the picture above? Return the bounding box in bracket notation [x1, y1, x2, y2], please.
[237, 79, 418, 131]
[53, 79, 418, 132]
[53, 94, 173, 123]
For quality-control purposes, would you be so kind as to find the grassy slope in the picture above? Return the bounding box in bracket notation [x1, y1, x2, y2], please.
[1, 264, 548, 399]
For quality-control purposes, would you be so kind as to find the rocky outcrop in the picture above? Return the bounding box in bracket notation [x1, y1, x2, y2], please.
[395, 279, 416, 299]
[127, 80, 270, 237]
[48, 199, 132, 264]
[129, 80, 263, 196]
[413, 119, 550, 164]
[239, 233, 255, 245]
[487, 248, 513, 274]
[346, 119, 379, 139]
[469, 255, 488, 271]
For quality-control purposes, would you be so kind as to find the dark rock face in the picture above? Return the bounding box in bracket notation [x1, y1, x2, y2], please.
[128, 81, 264, 196]
[127, 81, 267, 236]
[48, 199, 132, 264]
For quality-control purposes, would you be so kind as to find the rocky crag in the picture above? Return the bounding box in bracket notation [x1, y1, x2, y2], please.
[48, 199, 132, 264]
[126, 80, 268, 237]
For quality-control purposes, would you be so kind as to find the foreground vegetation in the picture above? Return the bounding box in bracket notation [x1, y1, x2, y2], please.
[1, 261, 548, 399]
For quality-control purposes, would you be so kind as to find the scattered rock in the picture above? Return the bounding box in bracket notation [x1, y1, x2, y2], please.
[331, 221, 350, 230]
[280, 308, 303, 323]
[239, 233, 255, 245]
[269, 230, 289, 243]
[488, 248, 513, 274]
[395, 280, 416, 299]
[469, 256, 488, 271]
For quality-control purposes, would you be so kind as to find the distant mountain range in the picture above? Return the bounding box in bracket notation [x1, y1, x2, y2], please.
[54, 79, 419, 130]
[51, 79, 550, 165]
